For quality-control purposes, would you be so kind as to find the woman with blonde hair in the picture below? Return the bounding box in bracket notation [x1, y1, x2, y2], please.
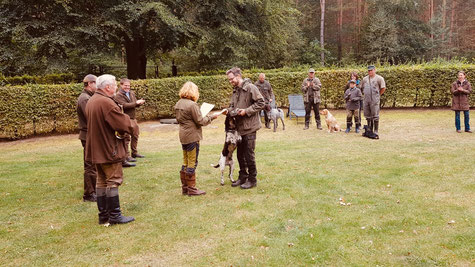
[174, 81, 218, 196]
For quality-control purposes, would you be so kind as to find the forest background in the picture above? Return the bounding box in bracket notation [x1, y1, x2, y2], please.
[1, 0, 474, 81]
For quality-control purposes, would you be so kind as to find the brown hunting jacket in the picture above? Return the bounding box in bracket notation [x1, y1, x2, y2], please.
[451, 79, 472, 111]
[174, 98, 213, 144]
[114, 89, 139, 119]
[301, 77, 322, 104]
[85, 89, 133, 164]
[228, 78, 265, 136]
[77, 88, 94, 141]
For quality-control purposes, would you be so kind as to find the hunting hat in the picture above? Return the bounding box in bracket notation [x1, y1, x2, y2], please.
[308, 68, 315, 73]
[367, 65, 376, 70]
[83, 74, 97, 83]
[349, 80, 357, 84]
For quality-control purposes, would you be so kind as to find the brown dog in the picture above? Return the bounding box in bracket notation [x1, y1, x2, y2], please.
[319, 109, 341, 133]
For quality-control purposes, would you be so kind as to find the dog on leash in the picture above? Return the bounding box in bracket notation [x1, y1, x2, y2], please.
[268, 107, 285, 132]
[211, 114, 241, 185]
[319, 109, 341, 133]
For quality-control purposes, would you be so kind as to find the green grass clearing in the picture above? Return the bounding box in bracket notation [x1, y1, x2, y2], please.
[0, 109, 473, 266]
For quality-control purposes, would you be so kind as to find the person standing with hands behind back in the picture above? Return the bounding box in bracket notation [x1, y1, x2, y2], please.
[302, 68, 322, 130]
[451, 71, 472, 133]
[175, 81, 219, 196]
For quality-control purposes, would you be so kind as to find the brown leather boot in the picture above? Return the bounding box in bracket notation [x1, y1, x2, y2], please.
[186, 173, 206, 196]
[180, 171, 187, 195]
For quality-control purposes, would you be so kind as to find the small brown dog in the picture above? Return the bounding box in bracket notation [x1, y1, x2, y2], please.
[319, 109, 341, 133]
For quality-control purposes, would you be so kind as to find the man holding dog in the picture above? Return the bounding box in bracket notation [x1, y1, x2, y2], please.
[86, 74, 135, 225]
[360, 65, 386, 138]
[226, 67, 265, 189]
[254, 73, 275, 129]
[302, 68, 323, 130]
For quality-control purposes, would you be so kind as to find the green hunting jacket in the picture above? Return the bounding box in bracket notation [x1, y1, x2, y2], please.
[228, 79, 265, 136]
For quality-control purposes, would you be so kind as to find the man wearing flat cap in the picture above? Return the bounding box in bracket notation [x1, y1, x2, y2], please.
[77, 74, 97, 202]
[301, 68, 323, 130]
[360, 65, 386, 138]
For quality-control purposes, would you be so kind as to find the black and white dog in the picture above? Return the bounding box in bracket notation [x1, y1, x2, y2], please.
[212, 114, 242, 185]
[268, 107, 285, 132]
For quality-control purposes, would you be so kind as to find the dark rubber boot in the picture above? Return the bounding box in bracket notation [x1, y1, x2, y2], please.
[303, 121, 309, 130]
[97, 195, 108, 224]
[107, 192, 135, 225]
[316, 121, 322, 130]
[374, 120, 379, 138]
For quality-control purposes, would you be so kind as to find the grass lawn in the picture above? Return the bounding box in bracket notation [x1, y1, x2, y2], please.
[0, 109, 473, 266]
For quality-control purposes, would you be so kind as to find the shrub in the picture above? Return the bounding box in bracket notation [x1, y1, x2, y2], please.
[0, 65, 473, 140]
[0, 73, 76, 85]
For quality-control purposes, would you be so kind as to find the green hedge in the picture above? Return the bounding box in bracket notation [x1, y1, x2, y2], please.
[0, 73, 76, 85]
[1, 65, 474, 140]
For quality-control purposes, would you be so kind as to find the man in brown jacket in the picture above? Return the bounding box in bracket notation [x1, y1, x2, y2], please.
[301, 68, 323, 130]
[226, 67, 265, 189]
[85, 74, 135, 225]
[114, 78, 146, 166]
[254, 73, 275, 129]
[76, 74, 97, 202]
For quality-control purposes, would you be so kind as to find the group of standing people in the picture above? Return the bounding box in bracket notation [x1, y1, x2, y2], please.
[75, 66, 471, 225]
[76, 74, 146, 224]
[302, 65, 386, 138]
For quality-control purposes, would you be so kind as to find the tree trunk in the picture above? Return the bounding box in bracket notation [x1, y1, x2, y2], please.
[430, 0, 434, 40]
[356, 0, 361, 54]
[124, 35, 147, 79]
[449, 0, 456, 46]
[320, 0, 325, 66]
[441, 0, 446, 40]
[337, 0, 343, 61]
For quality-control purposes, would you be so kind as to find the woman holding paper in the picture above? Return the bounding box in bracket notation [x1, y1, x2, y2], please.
[174, 81, 219, 196]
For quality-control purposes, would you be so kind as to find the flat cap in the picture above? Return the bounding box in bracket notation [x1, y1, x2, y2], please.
[367, 65, 375, 70]
[308, 68, 315, 73]
[349, 80, 357, 84]
[83, 74, 97, 83]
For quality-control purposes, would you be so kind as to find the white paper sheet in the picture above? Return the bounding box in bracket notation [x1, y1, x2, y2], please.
[212, 109, 228, 117]
[200, 102, 215, 117]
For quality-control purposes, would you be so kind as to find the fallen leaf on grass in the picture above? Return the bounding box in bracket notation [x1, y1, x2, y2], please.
[448, 220, 455, 225]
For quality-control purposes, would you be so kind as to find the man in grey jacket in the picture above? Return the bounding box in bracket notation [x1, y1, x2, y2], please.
[226, 67, 265, 189]
[360, 65, 386, 137]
